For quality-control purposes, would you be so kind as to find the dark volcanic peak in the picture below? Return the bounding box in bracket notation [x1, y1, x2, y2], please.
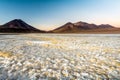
[2, 19, 36, 30]
[0, 19, 45, 33]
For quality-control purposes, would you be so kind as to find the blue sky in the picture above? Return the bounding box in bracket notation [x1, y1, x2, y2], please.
[0, 0, 120, 30]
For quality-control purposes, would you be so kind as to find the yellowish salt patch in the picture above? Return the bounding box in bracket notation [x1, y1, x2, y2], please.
[0, 51, 13, 58]
[81, 41, 89, 44]
[103, 48, 113, 53]
[115, 61, 120, 66]
[89, 46, 100, 51]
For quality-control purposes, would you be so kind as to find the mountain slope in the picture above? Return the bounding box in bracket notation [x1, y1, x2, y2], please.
[51, 21, 118, 33]
[0, 19, 45, 33]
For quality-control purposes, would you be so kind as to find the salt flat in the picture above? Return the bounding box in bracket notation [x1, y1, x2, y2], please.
[0, 34, 120, 80]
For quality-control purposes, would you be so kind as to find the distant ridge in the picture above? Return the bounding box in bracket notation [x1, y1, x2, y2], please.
[51, 21, 120, 33]
[0, 19, 45, 33]
[0, 19, 120, 33]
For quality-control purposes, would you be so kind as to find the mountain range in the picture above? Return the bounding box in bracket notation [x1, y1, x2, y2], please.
[51, 21, 115, 33]
[0, 19, 120, 33]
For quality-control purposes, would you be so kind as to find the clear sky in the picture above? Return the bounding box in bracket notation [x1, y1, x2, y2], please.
[0, 0, 120, 30]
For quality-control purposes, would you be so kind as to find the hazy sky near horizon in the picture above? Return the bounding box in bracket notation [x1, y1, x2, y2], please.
[0, 0, 120, 30]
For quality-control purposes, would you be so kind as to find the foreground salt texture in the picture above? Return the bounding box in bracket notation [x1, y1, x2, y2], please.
[0, 34, 120, 80]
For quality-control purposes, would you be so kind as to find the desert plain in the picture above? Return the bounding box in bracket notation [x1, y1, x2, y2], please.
[0, 34, 120, 80]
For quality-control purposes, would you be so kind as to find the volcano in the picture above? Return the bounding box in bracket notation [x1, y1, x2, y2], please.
[0, 19, 45, 33]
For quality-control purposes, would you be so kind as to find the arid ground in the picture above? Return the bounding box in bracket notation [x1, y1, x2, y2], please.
[0, 34, 120, 80]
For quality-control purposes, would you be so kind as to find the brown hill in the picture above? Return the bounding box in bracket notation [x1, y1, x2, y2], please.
[51, 21, 120, 33]
[0, 19, 45, 33]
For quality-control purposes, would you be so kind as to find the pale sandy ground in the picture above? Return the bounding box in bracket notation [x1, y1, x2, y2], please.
[0, 34, 120, 80]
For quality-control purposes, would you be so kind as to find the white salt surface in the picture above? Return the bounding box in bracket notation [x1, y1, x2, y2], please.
[0, 34, 120, 80]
